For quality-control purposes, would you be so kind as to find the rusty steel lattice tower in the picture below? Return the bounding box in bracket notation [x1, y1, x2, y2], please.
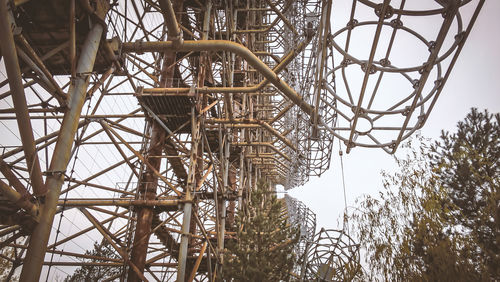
[0, 0, 485, 281]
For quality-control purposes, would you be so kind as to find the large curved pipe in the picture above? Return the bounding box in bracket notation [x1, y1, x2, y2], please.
[122, 40, 317, 121]
[141, 39, 309, 96]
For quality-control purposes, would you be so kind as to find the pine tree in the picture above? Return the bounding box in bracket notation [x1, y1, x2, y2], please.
[349, 109, 500, 281]
[222, 179, 299, 281]
[431, 108, 500, 279]
[349, 135, 479, 281]
[64, 241, 121, 282]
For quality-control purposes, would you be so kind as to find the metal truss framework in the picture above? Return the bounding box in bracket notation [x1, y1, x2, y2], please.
[0, 0, 484, 281]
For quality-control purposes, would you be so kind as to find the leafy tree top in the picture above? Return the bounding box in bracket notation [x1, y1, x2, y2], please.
[349, 108, 500, 281]
[223, 179, 299, 281]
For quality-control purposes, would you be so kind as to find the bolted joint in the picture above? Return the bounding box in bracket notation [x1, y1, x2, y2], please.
[171, 30, 184, 48]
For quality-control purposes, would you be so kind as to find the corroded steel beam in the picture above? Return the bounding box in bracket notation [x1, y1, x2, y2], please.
[47, 211, 128, 250]
[15, 34, 67, 104]
[206, 118, 297, 151]
[0, 0, 46, 197]
[158, 0, 182, 45]
[0, 158, 34, 200]
[0, 179, 38, 217]
[100, 121, 181, 196]
[187, 241, 208, 282]
[20, 22, 104, 281]
[57, 198, 182, 207]
[232, 142, 291, 162]
[128, 120, 166, 281]
[129, 1, 183, 278]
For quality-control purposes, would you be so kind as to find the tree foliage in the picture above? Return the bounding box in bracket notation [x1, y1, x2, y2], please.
[64, 241, 121, 282]
[349, 108, 499, 281]
[222, 180, 299, 281]
[0, 241, 18, 281]
[431, 108, 500, 278]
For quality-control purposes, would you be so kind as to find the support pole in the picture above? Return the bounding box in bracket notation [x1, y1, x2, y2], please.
[127, 121, 166, 282]
[178, 193, 193, 281]
[216, 133, 230, 276]
[0, 0, 45, 197]
[177, 108, 199, 282]
[20, 22, 104, 281]
[158, 0, 182, 45]
[128, 1, 183, 279]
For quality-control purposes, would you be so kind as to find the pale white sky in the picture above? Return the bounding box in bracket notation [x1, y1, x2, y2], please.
[287, 0, 500, 231]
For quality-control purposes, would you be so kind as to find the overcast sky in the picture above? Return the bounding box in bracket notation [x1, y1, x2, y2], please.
[287, 0, 500, 231]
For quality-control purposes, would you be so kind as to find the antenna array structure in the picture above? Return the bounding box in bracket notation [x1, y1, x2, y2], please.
[0, 0, 485, 280]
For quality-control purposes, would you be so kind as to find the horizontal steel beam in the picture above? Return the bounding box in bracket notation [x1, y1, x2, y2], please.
[206, 118, 297, 151]
[232, 142, 291, 162]
[58, 198, 183, 207]
[42, 261, 177, 267]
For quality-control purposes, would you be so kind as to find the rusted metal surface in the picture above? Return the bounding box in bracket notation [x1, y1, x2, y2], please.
[0, 0, 46, 197]
[57, 198, 181, 207]
[0, 179, 38, 217]
[128, 121, 167, 282]
[129, 1, 184, 280]
[20, 20, 104, 281]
